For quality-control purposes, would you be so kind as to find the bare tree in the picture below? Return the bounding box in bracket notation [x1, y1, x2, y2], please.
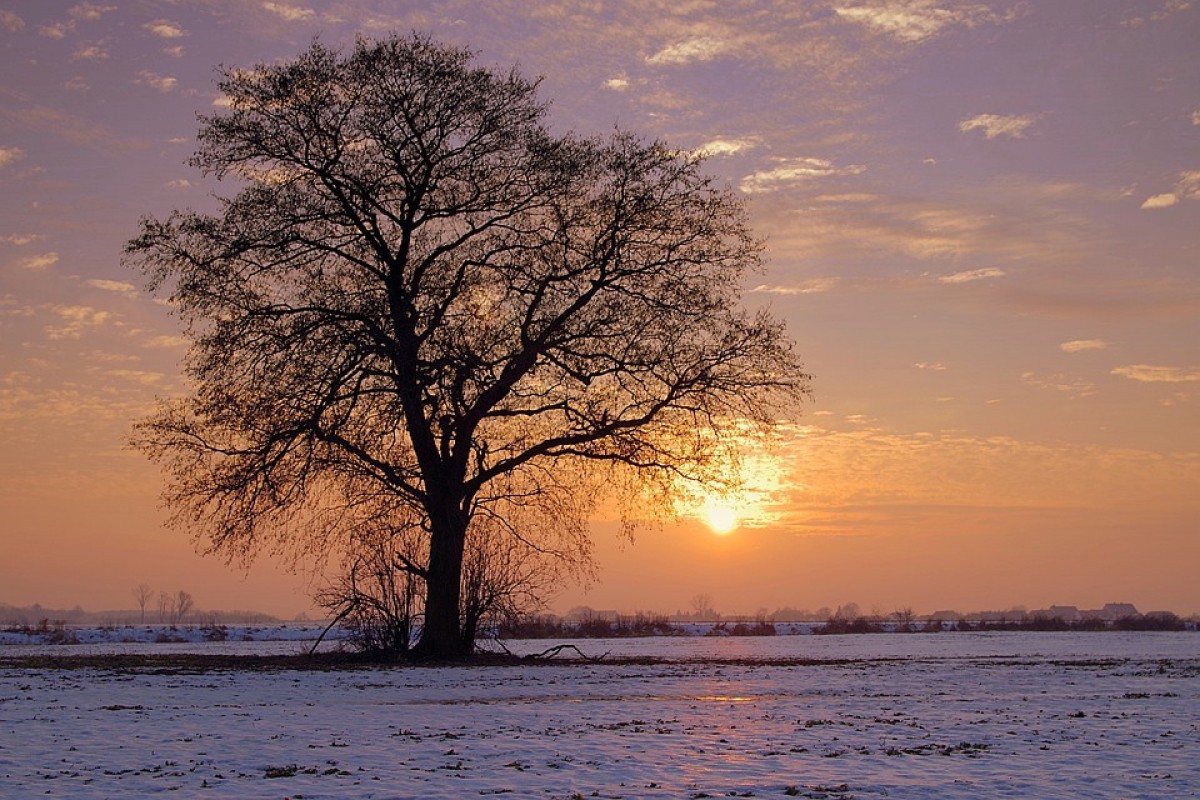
[317, 517, 425, 655]
[156, 591, 171, 625]
[174, 590, 194, 625]
[127, 34, 807, 658]
[691, 593, 716, 621]
[132, 583, 152, 624]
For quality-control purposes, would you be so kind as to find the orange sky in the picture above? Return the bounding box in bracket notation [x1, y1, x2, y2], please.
[2, 1, 1197, 618]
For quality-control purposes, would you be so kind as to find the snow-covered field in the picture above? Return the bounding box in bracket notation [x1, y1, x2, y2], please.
[1, 632, 1197, 798]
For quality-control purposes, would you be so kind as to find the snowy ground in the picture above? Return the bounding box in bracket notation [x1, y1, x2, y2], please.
[1, 633, 1197, 798]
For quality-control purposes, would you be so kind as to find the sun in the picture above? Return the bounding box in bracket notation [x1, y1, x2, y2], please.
[700, 499, 740, 535]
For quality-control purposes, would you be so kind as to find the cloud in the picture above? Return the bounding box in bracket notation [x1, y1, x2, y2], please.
[135, 71, 178, 92]
[1140, 193, 1179, 209]
[85, 279, 139, 298]
[105, 369, 164, 386]
[752, 278, 840, 295]
[1140, 170, 1200, 210]
[1111, 365, 1200, 384]
[165, 179, 192, 189]
[143, 19, 186, 39]
[1021, 371, 1096, 397]
[69, 3, 117, 22]
[72, 41, 109, 60]
[1060, 339, 1108, 353]
[1, 234, 41, 245]
[144, 335, 188, 349]
[46, 304, 116, 340]
[767, 177, 1097, 267]
[19, 252, 59, 271]
[261, 2, 316, 22]
[0, 10, 24, 32]
[40, 23, 68, 39]
[696, 137, 759, 156]
[959, 113, 1036, 139]
[938, 267, 1004, 284]
[0, 146, 24, 168]
[815, 193, 879, 203]
[1123, 0, 1194, 27]
[740, 157, 866, 193]
[915, 362, 947, 370]
[834, 0, 1001, 43]
[0, 95, 150, 152]
[647, 36, 730, 65]
[603, 77, 630, 91]
[1193, 109, 1200, 126]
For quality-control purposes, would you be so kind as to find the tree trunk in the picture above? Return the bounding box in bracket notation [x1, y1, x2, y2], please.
[414, 504, 470, 659]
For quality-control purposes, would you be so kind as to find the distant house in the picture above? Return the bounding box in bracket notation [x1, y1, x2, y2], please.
[1100, 603, 1139, 620]
[1031, 605, 1082, 623]
[975, 609, 1028, 623]
[1081, 603, 1140, 622]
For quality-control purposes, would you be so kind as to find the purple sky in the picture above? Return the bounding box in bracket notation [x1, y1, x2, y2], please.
[1, 1, 1197, 618]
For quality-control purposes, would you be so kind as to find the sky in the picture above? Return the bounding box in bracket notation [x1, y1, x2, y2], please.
[1, 0, 1197, 620]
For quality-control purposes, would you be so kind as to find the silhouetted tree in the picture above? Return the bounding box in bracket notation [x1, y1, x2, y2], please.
[691, 593, 717, 620]
[127, 34, 807, 658]
[132, 583, 152, 623]
[156, 591, 170, 624]
[173, 590, 194, 625]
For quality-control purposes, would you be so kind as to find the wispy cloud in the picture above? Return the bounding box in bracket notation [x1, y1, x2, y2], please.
[740, 157, 865, 194]
[45, 304, 117, 340]
[72, 41, 110, 61]
[1140, 193, 1178, 209]
[959, 113, 1036, 139]
[1140, 170, 1200, 210]
[833, 0, 1003, 43]
[0, 94, 150, 152]
[85, 279, 139, 298]
[0, 146, 25, 168]
[143, 334, 188, 349]
[767, 178, 1095, 266]
[69, 3, 117, 22]
[646, 36, 731, 65]
[1060, 339, 1108, 353]
[261, 2, 316, 23]
[1, 234, 41, 245]
[39, 23, 68, 39]
[1021, 371, 1096, 397]
[19, 252, 59, 271]
[1111, 365, 1200, 383]
[938, 267, 1004, 284]
[105, 369, 164, 386]
[915, 362, 947, 370]
[1123, 0, 1194, 27]
[696, 137, 759, 157]
[0, 10, 24, 32]
[135, 71, 178, 92]
[752, 278, 840, 295]
[143, 19, 186, 39]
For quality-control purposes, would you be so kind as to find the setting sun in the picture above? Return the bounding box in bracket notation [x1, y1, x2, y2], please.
[701, 500, 740, 535]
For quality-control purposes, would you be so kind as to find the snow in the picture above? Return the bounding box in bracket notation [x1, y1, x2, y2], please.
[1, 632, 1197, 798]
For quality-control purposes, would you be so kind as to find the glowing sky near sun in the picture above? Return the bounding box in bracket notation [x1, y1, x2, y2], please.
[1, 1, 1197, 618]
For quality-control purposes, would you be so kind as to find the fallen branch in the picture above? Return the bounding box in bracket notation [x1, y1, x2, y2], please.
[523, 643, 611, 662]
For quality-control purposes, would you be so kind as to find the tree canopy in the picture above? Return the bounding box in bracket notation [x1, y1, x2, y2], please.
[127, 33, 808, 658]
